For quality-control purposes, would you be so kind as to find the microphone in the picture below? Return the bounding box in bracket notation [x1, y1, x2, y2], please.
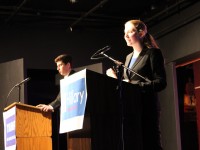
[90, 45, 111, 59]
[14, 77, 31, 87]
[4, 77, 31, 108]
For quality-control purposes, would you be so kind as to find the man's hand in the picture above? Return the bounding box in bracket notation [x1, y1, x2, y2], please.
[36, 104, 54, 112]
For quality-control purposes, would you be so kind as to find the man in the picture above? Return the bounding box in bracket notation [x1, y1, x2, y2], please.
[37, 54, 75, 112]
[37, 54, 75, 150]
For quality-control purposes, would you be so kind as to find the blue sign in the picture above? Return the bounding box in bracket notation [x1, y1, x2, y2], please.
[61, 77, 87, 121]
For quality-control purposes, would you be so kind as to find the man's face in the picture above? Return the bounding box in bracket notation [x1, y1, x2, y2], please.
[56, 61, 70, 76]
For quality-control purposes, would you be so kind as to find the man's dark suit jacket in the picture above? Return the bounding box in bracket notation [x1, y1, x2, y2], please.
[49, 70, 75, 110]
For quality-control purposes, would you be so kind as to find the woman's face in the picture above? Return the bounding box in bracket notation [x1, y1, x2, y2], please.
[124, 22, 140, 47]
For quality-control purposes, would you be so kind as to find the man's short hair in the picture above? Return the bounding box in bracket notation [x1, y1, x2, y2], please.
[54, 54, 72, 65]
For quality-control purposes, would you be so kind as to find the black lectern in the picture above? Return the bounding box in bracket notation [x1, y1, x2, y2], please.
[68, 69, 142, 150]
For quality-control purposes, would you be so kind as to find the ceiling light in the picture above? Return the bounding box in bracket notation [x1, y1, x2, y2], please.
[69, 0, 77, 3]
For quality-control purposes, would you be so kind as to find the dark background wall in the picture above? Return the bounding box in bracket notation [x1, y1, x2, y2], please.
[0, 26, 130, 70]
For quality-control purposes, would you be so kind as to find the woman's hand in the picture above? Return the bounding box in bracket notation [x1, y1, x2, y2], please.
[106, 68, 117, 79]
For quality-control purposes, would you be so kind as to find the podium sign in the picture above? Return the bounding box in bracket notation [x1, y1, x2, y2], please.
[60, 69, 87, 133]
[3, 106, 16, 150]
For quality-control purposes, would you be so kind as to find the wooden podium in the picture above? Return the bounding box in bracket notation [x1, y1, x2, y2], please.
[4, 102, 52, 150]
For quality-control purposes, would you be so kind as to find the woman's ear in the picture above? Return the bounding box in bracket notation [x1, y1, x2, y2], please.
[138, 29, 146, 38]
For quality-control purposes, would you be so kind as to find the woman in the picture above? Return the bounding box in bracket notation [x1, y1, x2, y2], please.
[107, 20, 167, 150]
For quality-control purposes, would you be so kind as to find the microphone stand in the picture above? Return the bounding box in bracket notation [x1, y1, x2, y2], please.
[116, 64, 125, 150]
[101, 51, 127, 150]
[91, 45, 151, 82]
[5, 84, 22, 108]
[5, 78, 31, 108]
[17, 84, 21, 103]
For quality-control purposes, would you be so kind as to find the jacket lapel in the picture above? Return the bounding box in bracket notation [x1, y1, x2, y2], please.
[125, 53, 133, 67]
[129, 48, 148, 78]
[124, 53, 133, 79]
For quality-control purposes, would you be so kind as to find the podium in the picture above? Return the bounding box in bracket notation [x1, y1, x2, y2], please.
[67, 69, 143, 150]
[3, 102, 52, 150]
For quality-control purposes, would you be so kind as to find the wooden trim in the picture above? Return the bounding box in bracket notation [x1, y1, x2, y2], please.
[4, 102, 40, 111]
[195, 86, 200, 90]
[176, 58, 200, 68]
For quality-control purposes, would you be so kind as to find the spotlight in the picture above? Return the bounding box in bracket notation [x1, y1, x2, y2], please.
[69, 0, 77, 3]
